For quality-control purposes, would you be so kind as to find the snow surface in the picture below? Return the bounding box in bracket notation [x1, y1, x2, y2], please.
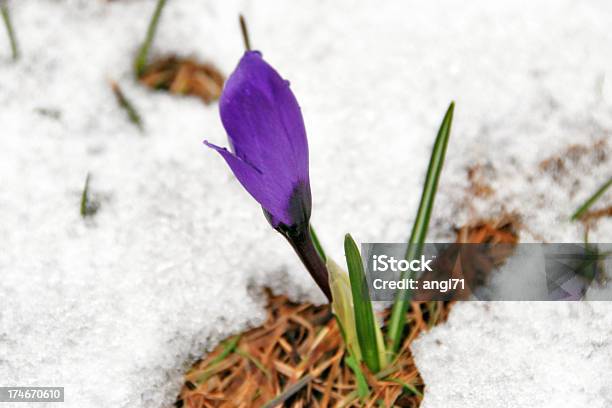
[0, 0, 611, 407]
[412, 302, 612, 408]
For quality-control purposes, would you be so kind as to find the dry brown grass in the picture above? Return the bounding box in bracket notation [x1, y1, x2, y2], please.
[139, 56, 225, 104]
[177, 293, 449, 408]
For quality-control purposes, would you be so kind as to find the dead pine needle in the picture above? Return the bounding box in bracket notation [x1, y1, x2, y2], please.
[1, 0, 19, 60]
[110, 81, 144, 131]
[582, 205, 612, 223]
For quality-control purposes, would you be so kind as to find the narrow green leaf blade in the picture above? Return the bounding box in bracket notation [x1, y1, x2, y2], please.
[571, 177, 612, 221]
[345, 354, 370, 399]
[205, 335, 241, 368]
[134, 0, 168, 77]
[407, 102, 454, 248]
[1, 2, 19, 60]
[80, 172, 91, 218]
[111, 81, 144, 131]
[387, 102, 455, 353]
[344, 233, 380, 373]
[194, 335, 241, 384]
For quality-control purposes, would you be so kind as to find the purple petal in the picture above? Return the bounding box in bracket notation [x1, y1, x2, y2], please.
[219, 52, 310, 223]
[204, 140, 294, 226]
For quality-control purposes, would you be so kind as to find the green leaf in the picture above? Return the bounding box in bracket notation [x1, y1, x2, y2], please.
[80, 172, 99, 218]
[1, 1, 19, 60]
[328, 257, 361, 360]
[344, 234, 380, 373]
[571, 177, 612, 221]
[80, 173, 91, 218]
[111, 82, 144, 132]
[134, 0, 168, 77]
[345, 354, 370, 400]
[387, 102, 455, 353]
[205, 335, 241, 368]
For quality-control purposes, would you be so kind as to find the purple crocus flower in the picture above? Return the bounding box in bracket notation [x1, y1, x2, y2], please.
[205, 51, 311, 230]
[205, 51, 330, 301]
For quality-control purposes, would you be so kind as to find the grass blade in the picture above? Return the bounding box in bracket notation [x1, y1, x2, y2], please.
[134, 0, 168, 77]
[387, 102, 455, 353]
[344, 234, 380, 373]
[80, 172, 99, 218]
[345, 354, 369, 400]
[571, 177, 612, 221]
[111, 81, 144, 132]
[194, 335, 241, 384]
[1, 1, 18, 60]
[203, 335, 240, 369]
[80, 173, 91, 217]
[239, 14, 251, 51]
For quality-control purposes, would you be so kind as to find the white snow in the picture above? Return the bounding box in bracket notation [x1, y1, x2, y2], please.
[0, 0, 611, 407]
[412, 302, 612, 408]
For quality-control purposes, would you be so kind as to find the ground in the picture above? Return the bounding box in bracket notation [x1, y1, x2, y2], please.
[0, 0, 611, 407]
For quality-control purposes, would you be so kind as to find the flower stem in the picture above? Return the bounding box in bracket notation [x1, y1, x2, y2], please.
[282, 224, 331, 302]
